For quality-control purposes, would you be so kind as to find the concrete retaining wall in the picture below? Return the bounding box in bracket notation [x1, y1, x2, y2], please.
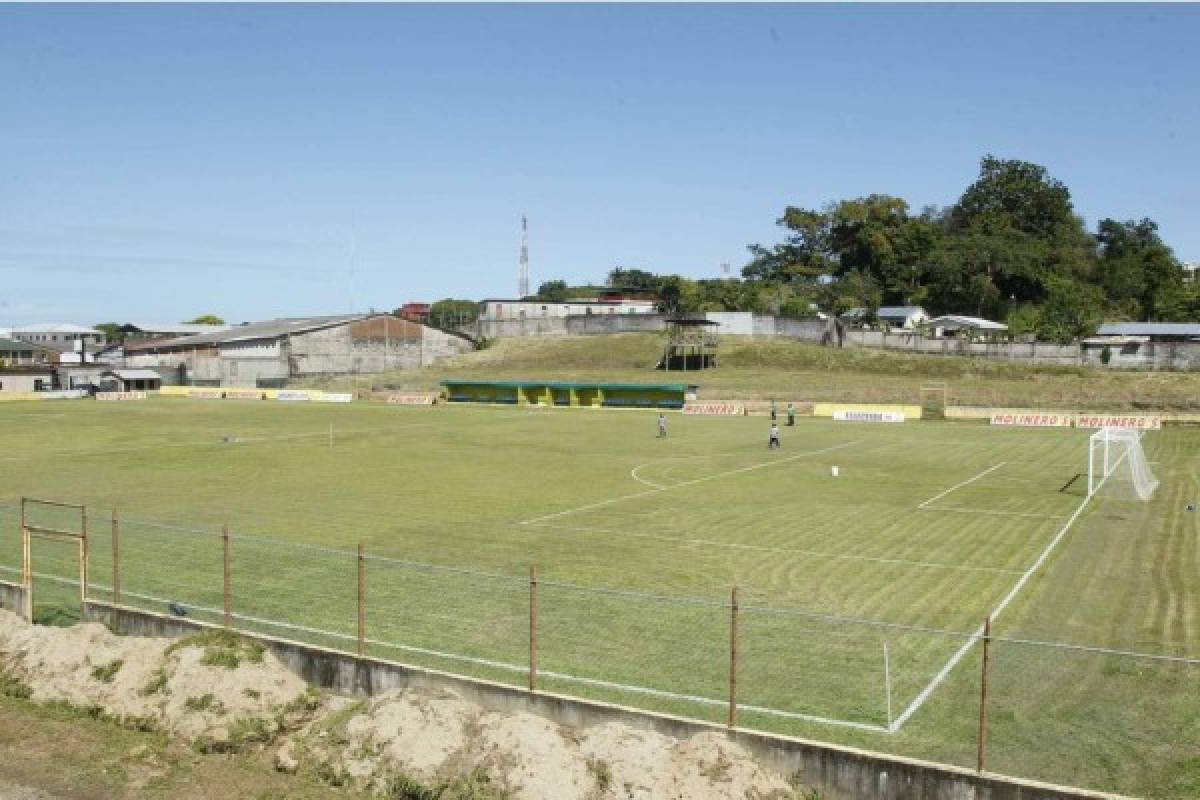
[0, 581, 26, 615]
[69, 598, 1124, 800]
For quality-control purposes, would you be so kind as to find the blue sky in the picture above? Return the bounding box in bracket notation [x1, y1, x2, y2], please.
[1, 3, 1197, 326]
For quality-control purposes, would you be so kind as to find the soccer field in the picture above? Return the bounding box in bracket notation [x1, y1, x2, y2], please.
[1, 398, 1197, 796]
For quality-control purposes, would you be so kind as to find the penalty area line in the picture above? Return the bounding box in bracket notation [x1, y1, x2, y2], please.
[889, 447, 1123, 732]
[519, 440, 862, 526]
[916, 463, 1006, 510]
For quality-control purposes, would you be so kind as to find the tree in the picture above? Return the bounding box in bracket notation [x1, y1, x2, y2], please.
[1038, 276, 1105, 343]
[941, 155, 1094, 312]
[94, 322, 124, 343]
[1095, 218, 1185, 321]
[534, 280, 571, 302]
[186, 314, 225, 325]
[742, 206, 835, 285]
[427, 298, 479, 328]
[607, 268, 660, 291]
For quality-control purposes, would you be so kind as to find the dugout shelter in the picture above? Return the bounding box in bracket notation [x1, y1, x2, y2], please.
[441, 379, 690, 409]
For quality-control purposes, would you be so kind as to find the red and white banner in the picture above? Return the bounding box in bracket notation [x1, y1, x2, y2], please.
[189, 389, 225, 400]
[1075, 414, 1161, 430]
[387, 393, 438, 405]
[97, 391, 148, 401]
[990, 412, 1074, 427]
[683, 402, 744, 416]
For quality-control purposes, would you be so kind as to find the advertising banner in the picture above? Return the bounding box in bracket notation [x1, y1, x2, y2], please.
[832, 409, 905, 423]
[989, 412, 1074, 427]
[96, 391, 148, 401]
[1075, 414, 1161, 430]
[683, 402, 745, 416]
[387, 393, 438, 405]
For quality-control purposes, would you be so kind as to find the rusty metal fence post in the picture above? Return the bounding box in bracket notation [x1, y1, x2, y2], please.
[79, 505, 88, 605]
[19, 498, 30, 622]
[357, 543, 365, 657]
[529, 565, 538, 692]
[729, 585, 739, 728]
[222, 525, 232, 628]
[977, 616, 993, 772]
[111, 508, 120, 606]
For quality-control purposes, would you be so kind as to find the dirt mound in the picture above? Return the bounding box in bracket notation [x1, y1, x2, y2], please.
[1, 611, 807, 799]
[286, 685, 797, 799]
[0, 610, 308, 747]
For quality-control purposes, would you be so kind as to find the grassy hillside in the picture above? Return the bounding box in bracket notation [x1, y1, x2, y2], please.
[305, 334, 1200, 411]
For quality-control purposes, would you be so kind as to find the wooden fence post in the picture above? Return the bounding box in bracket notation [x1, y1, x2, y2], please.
[529, 565, 538, 692]
[729, 585, 739, 728]
[222, 525, 231, 628]
[977, 616, 993, 773]
[357, 543, 365, 657]
[111, 508, 120, 606]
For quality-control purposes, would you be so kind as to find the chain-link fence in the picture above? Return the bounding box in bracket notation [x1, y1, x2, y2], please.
[2, 496, 1198, 796]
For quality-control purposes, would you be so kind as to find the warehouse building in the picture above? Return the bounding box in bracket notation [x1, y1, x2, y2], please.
[125, 313, 472, 387]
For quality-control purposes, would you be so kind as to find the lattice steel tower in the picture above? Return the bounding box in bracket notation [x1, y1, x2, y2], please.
[518, 214, 530, 298]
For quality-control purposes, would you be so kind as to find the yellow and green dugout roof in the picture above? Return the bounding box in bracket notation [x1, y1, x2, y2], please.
[441, 379, 692, 408]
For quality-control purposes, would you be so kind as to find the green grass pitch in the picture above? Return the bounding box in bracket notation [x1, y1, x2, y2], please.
[1, 397, 1197, 796]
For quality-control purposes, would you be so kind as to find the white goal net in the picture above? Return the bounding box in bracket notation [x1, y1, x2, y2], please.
[1088, 428, 1159, 501]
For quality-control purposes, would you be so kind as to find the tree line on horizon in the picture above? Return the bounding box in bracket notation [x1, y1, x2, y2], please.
[484, 156, 1191, 344]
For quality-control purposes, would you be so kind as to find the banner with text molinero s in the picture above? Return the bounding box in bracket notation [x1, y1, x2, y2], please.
[320, 392, 354, 404]
[96, 391, 148, 401]
[1075, 414, 1162, 430]
[683, 402, 745, 416]
[832, 409, 905, 423]
[387, 393, 438, 405]
[989, 412, 1073, 427]
[276, 390, 314, 402]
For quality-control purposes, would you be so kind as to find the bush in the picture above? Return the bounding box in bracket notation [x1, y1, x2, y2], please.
[90, 659, 124, 684]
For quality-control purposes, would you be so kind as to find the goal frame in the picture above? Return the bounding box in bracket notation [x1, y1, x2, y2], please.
[1087, 428, 1157, 500]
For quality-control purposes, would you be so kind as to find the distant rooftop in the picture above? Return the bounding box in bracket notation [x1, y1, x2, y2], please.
[1096, 322, 1200, 337]
[121, 322, 233, 335]
[12, 322, 103, 335]
[132, 314, 374, 351]
[927, 315, 1008, 331]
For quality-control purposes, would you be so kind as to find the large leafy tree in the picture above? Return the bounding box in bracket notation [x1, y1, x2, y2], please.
[939, 156, 1094, 316]
[742, 207, 835, 285]
[1095, 218, 1184, 320]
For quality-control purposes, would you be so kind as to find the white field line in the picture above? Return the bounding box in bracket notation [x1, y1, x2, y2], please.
[524, 521, 1024, 576]
[0, 423, 442, 463]
[520, 440, 862, 526]
[629, 462, 667, 489]
[916, 506, 1059, 520]
[915, 463, 1006, 510]
[889, 441, 1137, 732]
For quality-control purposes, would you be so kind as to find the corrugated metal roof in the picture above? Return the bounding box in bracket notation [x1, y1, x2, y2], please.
[1096, 322, 1200, 337]
[123, 322, 233, 335]
[105, 369, 163, 381]
[146, 314, 372, 349]
[927, 315, 1008, 331]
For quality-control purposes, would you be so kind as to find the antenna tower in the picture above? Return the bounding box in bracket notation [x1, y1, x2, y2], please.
[518, 214, 530, 298]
